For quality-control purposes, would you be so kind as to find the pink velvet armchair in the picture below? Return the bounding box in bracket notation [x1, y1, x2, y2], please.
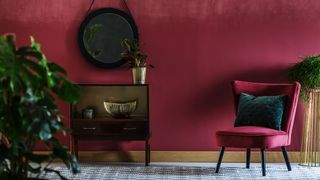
[215, 80, 301, 176]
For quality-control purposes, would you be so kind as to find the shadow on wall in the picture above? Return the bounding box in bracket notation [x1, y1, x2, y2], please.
[186, 65, 290, 120]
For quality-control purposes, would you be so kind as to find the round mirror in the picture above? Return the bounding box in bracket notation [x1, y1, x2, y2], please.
[78, 8, 139, 68]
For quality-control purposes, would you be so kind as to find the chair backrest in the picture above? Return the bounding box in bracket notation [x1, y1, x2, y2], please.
[232, 80, 301, 144]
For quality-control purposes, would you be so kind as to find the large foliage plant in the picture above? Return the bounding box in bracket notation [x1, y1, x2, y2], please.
[289, 55, 320, 101]
[0, 34, 80, 179]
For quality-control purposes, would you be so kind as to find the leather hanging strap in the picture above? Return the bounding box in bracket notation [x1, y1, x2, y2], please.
[86, 0, 96, 16]
[86, 0, 132, 16]
[121, 0, 133, 16]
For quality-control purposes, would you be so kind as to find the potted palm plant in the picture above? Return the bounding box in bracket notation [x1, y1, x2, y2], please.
[289, 55, 320, 167]
[0, 34, 80, 179]
[121, 38, 153, 84]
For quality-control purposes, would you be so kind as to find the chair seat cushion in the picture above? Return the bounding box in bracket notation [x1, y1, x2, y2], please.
[216, 126, 288, 148]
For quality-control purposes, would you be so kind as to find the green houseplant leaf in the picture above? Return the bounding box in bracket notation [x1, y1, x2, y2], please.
[288, 55, 320, 101]
[0, 33, 80, 179]
[121, 38, 153, 68]
[83, 24, 103, 58]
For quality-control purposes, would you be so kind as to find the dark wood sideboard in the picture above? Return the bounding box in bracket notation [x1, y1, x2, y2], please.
[70, 84, 151, 166]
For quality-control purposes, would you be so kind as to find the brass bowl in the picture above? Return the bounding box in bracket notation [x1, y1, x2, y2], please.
[103, 99, 137, 118]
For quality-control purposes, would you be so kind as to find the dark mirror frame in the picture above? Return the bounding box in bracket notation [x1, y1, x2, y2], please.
[78, 8, 139, 68]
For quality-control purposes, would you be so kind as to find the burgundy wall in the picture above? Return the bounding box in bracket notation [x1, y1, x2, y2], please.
[1, 0, 320, 151]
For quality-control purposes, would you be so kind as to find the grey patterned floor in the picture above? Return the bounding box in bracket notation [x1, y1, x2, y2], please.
[42, 162, 320, 180]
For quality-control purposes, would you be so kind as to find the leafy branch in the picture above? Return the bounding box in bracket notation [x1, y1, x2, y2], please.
[121, 38, 153, 68]
[83, 24, 103, 58]
[0, 33, 80, 179]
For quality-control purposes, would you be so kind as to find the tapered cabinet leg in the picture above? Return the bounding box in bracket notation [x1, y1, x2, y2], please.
[145, 139, 150, 166]
[260, 148, 266, 176]
[70, 135, 75, 155]
[149, 143, 151, 166]
[71, 136, 78, 159]
[215, 146, 225, 173]
[72, 137, 79, 160]
[246, 148, 251, 169]
[281, 146, 291, 171]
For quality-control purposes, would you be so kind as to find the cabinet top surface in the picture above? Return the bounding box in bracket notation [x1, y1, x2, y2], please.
[77, 84, 149, 87]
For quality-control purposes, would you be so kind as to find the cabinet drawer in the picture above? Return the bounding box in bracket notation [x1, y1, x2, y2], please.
[72, 120, 148, 136]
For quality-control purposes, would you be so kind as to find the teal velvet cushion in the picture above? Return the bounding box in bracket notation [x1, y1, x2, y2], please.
[234, 93, 287, 130]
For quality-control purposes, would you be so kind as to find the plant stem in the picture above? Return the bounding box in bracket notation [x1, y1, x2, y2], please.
[37, 158, 53, 179]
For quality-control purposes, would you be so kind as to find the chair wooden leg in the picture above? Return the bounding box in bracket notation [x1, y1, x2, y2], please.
[145, 139, 150, 166]
[246, 148, 251, 169]
[215, 146, 225, 173]
[260, 148, 266, 176]
[281, 146, 291, 171]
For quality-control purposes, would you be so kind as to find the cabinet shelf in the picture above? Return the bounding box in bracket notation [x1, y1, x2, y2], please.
[70, 84, 150, 166]
[73, 116, 148, 122]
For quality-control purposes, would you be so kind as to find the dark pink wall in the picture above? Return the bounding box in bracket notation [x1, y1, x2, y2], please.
[1, 0, 320, 151]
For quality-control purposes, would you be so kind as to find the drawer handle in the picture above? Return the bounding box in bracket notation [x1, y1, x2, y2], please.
[82, 127, 97, 130]
[123, 127, 137, 130]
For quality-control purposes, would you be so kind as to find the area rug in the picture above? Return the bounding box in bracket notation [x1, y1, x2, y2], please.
[42, 163, 320, 180]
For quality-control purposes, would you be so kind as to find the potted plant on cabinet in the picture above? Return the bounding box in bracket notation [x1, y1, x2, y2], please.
[121, 38, 153, 84]
[289, 55, 320, 167]
[0, 34, 80, 179]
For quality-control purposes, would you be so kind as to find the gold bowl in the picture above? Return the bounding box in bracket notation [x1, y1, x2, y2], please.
[103, 99, 137, 118]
